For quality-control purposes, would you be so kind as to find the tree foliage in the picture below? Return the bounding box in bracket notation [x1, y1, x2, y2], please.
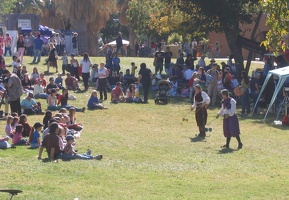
[260, 0, 289, 53]
[0, 0, 17, 22]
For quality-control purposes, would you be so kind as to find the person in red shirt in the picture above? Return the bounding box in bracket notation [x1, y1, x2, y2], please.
[4, 33, 12, 57]
[111, 82, 124, 103]
[0, 33, 4, 56]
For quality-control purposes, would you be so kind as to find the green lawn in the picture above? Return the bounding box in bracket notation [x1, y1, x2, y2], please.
[1, 56, 289, 200]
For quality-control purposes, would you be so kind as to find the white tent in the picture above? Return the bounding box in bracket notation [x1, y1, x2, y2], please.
[254, 66, 289, 121]
[108, 39, 129, 45]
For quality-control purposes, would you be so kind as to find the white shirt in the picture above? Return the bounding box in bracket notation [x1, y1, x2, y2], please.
[33, 84, 45, 95]
[98, 67, 108, 79]
[218, 98, 236, 116]
[55, 36, 61, 45]
[12, 61, 20, 73]
[191, 91, 210, 109]
[80, 59, 91, 73]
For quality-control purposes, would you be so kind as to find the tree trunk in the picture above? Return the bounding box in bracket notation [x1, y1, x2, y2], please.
[129, 27, 137, 56]
[77, 17, 88, 55]
[223, 20, 244, 80]
[86, 27, 98, 56]
[245, 10, 263, 74]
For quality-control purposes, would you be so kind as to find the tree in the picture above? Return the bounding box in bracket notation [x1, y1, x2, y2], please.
[0, 0, 17, 23]
[260, 0, 289, 54]
[164, 0, 260, 76]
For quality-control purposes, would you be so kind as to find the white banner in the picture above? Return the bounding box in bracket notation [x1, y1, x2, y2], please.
[18, 19, 31, 29]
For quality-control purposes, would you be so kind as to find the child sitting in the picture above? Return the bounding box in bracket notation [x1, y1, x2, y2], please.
[19, 114, 32, 137]
[68, 107, 83, 131]
[29, 122, 43, 148]
[5, 116, 14, 138]
[63, 135, 103, 160]
[12, 124, 27, 145]
[43, 111, 52, 130]
[87, 90, 106, 109]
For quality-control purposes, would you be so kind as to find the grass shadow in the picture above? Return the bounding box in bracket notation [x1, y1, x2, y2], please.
[217, 148, 236, 154]
[190, 136, 206, 143]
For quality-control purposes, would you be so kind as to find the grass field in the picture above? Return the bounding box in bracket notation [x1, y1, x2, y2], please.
[1, 56, 289, 200]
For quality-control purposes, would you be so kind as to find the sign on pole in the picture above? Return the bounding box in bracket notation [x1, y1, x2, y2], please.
[18, 19, 31, 29]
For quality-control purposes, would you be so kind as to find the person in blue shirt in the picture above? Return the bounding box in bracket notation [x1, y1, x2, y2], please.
[112, 54, 121, 74]
[32, 34, 44, 63]
[29, 122, 43, 148]
[87, 90, 106, 110]
[20, 92, 42, 115]
[55, 73, 64, 89]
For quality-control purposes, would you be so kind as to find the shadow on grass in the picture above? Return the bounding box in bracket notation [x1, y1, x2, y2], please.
[190, 136, 206, 142]
[217, 148, 236, 154]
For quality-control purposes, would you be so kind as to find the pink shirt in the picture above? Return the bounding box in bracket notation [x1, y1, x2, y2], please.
[12, 132, 22, 144]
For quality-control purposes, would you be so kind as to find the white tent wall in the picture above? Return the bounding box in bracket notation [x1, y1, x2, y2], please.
[254, 66, 289, 121]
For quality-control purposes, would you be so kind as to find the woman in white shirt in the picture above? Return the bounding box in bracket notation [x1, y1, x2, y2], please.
[216, 89, 242, 149]
[80, 53, 92, 91]
[191, 84, 210, 137]
[70, 53, 80, 81]
[97, 62, 109, 100]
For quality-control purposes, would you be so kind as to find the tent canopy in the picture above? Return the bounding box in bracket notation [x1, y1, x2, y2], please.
[254, 66, 289, 121]
[108, 39, 129, 45]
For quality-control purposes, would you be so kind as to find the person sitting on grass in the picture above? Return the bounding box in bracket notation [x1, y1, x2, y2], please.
[63, 135, 103, 160]
[30, 67, 40, 85]
[20, 92, 43, 115]
[87, 90, 106, 110]
[21, 73, 33, 91]
[55, 73, 65, 89]
[29, 122, 43, 148]
[46, 77, 59, 95]
[43, 111, 52, 130]
[19, 114, 32, 138]
[57, 89, 85, 112]
[47, 89, 59, 111]
[125, 84, 142, 103]
[33, 79, 49, 99]
[5, 116, 14, 138]
[0, 136, 11, 149]
[111, 82, 125, 103]
[12, 124, 27, 146]
[68, 107, 83, 131]
[65, 72, 80, 91]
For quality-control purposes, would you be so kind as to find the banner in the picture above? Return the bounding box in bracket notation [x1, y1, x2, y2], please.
[236, 35, 266, 54]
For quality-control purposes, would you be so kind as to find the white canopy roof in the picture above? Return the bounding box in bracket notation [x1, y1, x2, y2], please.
[108, 39, 129, 45]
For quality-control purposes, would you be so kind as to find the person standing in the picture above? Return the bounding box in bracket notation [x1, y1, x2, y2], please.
[191, 84, 210, 137]
[32, 34, 44, 63]
[70, 53, 80, 81]
[216, 89, 243, 149]
[164, 47, 172, 76]
[240, 71, 250, 114]
[3, 70, 23, 115]
[0, 33, 4, 56]
[138, 63, 152, 103]
[4, 33, 12, 57]
[80, 52, 92, 91]
[98, 62, 109, 100]
[72, 33, 78, 56]
[153, 47, 164, 75]
[27, 33, 35, 56]
[207, 63, 220, 107]
[16, 35, 25, 64]
[54, 33, 61, 56]
[115, 32, 124, 56]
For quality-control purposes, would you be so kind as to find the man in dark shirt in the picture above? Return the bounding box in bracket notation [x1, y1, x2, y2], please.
[138, 63, 153, 103]
[115, 32, 124, 57]
[38, 122, 61, 161]
[164, 47, 172, 75]
[46, 77, 59, 94]
[72, 33, 78, 56]
[153, 47, 164, 75]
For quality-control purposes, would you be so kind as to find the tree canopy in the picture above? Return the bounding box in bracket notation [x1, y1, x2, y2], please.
[260, 0, 289, 54]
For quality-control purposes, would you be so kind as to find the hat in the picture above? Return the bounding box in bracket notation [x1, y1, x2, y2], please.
[210, 59, 216, 63]
[156, 74, 162, 79]
[33, 122, 44, 129]
[66, 135, 75, 142]
[221, 89, 229, 95]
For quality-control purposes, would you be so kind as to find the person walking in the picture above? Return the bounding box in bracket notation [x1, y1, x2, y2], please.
[4, 33, 12, 57]
[80, 53, 92, 91]
[16, 35, 25, 64]
[115, 32, 124, 56]
[138, 63, 152, 103]
[191, 84, 210, 137]
[3, 70, 23, 115]
[216, 89, 243, 149]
